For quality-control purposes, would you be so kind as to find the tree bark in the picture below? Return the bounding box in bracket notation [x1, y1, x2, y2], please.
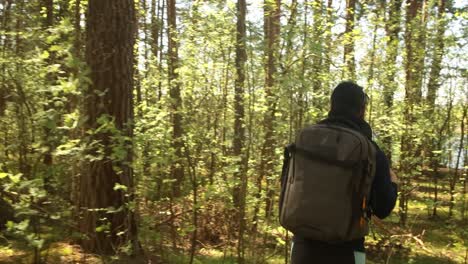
[73, 0, 82, 58]
[432, 97, 453, 217]
[425, 0, 450, 217]
[343, 0, 356, 80]
[311, 0, 323, 97]
[167, 0, 184, 197]
[381, 0, 402, 161]
[450, 106, 466, 217]
[262, 0, 280, 222]
[400, 0, 427, 226]
[79, 0, 139, 254]
[42, 0, 56, 193]
[404, 0, 427, 104]
[0, 0, 12, 116]
[427, 0, 448, 107]
[232, 0, 247, 261]
[150, 0, 160, 60]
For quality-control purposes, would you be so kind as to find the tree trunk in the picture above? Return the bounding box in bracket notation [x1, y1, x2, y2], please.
[73, 0, 82, 58]
[232, 0, 248, 262]
[366, 22, 378, 126]
[42, 0, 56, 193]
[404, 0, 426, 104]
[432, 98, 453, 217]
[322, 0, 333, 91]
[79, 0, 139, 255]
[426, 0, 448, 107]
[462, 143, 468, 220]
[399, 0, 426, 226]
[381, 0, 402, 161]
[450, 106, 466, 217]
[297, 0, 308, 130]
[167, 0, 184, 197]
[0, 0, 12, 116]
[343, 0, 356, 80]
[425, 0, 450, 217]
[311, 0, 323, 99]
[150, 0, 160, 60]
[262, 0, 280, 224]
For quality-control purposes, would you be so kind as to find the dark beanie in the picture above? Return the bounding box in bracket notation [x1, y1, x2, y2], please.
[330, 81, 367, 116]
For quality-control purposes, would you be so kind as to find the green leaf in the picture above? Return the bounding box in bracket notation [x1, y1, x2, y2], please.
[113, 183, 128, 192]
[40, 50, 50, 59]
[9, 174, 22, 183]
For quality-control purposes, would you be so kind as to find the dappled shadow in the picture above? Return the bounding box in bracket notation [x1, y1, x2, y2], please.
[384, 253, 458, 264]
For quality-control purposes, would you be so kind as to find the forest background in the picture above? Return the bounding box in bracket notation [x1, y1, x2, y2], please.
[0, 0, 467, 263]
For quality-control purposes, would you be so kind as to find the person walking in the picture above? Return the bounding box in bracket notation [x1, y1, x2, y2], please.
[279, 81, 398, 264]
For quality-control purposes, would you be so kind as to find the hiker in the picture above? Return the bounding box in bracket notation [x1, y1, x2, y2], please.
[279, 81, 398, 264]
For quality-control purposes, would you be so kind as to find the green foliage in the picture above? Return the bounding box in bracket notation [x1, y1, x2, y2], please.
[0, 0, 467, 263]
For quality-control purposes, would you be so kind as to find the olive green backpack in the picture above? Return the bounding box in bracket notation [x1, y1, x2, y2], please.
[279, 123, 376, 242]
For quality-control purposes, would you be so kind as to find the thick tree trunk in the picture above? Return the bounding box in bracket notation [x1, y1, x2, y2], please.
[79, 0, 139, 255]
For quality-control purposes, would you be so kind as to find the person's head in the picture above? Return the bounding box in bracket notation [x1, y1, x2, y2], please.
[329, 81, 368, 119]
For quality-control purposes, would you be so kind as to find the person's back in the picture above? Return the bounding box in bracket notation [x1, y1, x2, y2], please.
[288, 81, 398, 264]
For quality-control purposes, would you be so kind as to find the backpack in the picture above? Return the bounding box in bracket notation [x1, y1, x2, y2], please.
[279, 123, 376, 242]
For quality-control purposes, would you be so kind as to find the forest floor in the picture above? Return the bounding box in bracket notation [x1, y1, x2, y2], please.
[0, 176, 466, 264]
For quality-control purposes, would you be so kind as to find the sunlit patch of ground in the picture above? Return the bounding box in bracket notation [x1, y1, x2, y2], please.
[41, 242, 101, 263]
[0, 241, 102, 264]
[0, 245, 27, 263]
[365, 179, 467, 264]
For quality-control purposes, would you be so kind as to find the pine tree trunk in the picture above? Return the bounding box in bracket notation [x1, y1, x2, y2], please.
[42, 0, 56, 193]
[262, 0, 280, 224]
[150, 0, 160, 60]
[426, 0, 449, 217]
[366, 22, 378, 126]
[322, 0, 333, 92]
[73, 0, 82, 58]
[79, 0, 139, 254]
[343, 0, 356, 80]
[462, 145, 468, 220]
[426, 0, 447, 107]
[400, 0, 427, 225]
[232, 0, 247, 262]
[450, 107, 466, 217]
[167, 0, 184, 197]
[432, 99, 453, 217]
[381, 0, 402, 161]
[0, 0, 12, 116]
[311, 0, 322, 99]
